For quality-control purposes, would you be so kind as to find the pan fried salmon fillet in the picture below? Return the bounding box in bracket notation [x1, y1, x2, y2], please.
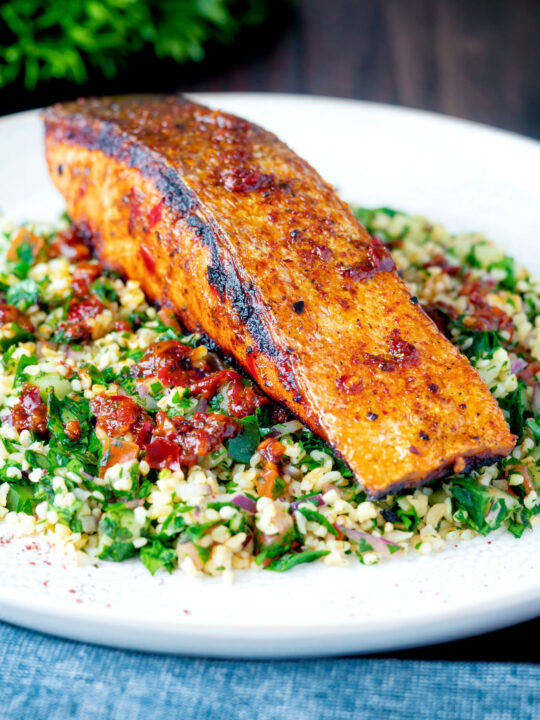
[43, 95, 516, 497]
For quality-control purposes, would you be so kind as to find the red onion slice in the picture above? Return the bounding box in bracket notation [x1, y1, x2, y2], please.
[533, 384, 540, 415]
[232, 494, 258, 514]
[510, 357, 528, 374]
[337, 525, 402, 556]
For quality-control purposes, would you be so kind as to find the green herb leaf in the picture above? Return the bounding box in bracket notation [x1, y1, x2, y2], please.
[266, 550, 329, 572]
[0, 1, 275, 91]
[298, 506, 338, 536]
[140, 539, 176, 575]
[226, 415, 260, 463]
[0, 322, 34, 352]
[254, 525, 296, 565]
[5, 278, 39, 310]
[96, 503, 142, 561]
[449, 478, 519, 535]
[6, 483, 35, 514]
[13, 354, 38, 386]
[498, 381, 526, 436]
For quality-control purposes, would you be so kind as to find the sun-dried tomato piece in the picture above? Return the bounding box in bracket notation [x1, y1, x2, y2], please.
[0, 303, 35, 333]
[65, 419, 81, 441]
[57, 296, 104, 342]
[189, 369, 266, 418]
[255, 437, 286, 498]
[518, 361, 540, 385]
[48, 227, 91, 261]
[100, 437, 140, 477]
[132, 340, 203, 387]
[72, 261, 103, 298]
[145, 411, 239, 469]
[90, 394, 153, 439]
[114, 320, 132, 333]
[11, 383, 48, 435]
[144, 438, 181, 470]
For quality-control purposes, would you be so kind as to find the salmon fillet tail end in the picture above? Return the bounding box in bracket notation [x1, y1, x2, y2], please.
[42, 95, 516, 498]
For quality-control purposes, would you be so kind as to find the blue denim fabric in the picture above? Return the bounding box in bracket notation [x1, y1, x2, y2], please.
[0, 621, 538, 720]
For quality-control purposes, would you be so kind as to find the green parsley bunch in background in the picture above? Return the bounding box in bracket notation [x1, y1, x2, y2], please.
[0, 0, 274, 90]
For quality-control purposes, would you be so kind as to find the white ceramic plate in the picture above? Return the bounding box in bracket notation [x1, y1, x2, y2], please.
[1, 93, 539, 658]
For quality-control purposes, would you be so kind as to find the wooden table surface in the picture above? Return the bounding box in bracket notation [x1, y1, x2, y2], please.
[179, 0, 540, 140]
[1, 0, 539, 662]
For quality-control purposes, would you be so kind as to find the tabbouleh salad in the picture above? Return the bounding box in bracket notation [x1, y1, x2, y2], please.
[0, 207, 539, 577]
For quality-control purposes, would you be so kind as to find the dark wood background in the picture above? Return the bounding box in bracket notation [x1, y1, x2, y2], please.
[1, 0, 539, 662]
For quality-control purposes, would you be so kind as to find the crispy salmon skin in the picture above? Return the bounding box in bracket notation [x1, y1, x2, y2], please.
[43, 95, 516, 497]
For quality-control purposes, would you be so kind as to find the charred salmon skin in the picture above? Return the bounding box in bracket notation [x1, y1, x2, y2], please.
[43, 95, 516, 497]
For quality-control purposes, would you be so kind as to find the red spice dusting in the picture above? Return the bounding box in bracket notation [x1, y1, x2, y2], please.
[11, 383, 48, 434]
[364, 329, 418, 372]
[336, 375, 364, 394]
[363, 353, 399, 372]
[0, 302, 35, 333]
[387, 329, 419, 368]
[339, 237, 395, 284]
[221, 167, 275, 193]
